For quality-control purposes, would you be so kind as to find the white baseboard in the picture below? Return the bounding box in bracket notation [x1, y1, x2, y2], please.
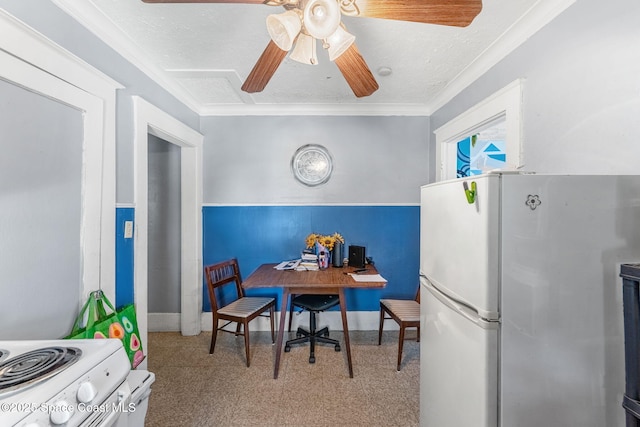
[147, 311, 400, 333]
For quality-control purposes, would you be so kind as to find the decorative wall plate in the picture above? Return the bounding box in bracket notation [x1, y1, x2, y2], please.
[291, 144, 333, 187]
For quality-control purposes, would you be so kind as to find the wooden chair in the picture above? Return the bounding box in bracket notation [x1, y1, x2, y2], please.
[378, 289, 420, 371]
[205, 258, 275, 367]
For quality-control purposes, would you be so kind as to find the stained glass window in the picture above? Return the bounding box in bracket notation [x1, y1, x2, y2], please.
[456, 122, 506, 178]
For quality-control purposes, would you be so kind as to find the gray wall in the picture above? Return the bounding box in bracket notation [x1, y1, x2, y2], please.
[428, 1, 639, 423]
[147, 135, 181, 313]
[0, 0, 200, 204]
[0, 79, 83, 339]
[0, 0, 199, 333]
[430, 0, 640, 179]
[201, 115, 430, 205]
[7, 0, 635, 327]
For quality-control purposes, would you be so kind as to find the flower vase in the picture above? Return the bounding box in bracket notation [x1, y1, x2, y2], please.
[332, 242, 344, 267]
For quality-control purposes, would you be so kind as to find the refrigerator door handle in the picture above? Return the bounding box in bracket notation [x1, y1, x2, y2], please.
[420, 273, 479, 316]
[422, 276, 499, 329]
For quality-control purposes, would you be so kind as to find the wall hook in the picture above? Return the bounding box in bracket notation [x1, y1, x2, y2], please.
[463, 181, 477, 204]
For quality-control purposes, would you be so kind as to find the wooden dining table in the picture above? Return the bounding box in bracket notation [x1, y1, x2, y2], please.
[242, 263, 387, 379]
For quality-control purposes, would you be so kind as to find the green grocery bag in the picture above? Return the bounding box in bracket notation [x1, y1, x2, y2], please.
[66, 290, 145, 368]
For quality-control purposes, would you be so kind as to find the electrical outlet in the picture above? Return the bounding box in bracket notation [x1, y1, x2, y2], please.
[124, 221, 133, 239]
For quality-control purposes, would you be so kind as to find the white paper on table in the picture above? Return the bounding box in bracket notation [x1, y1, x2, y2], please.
[349, 274, 387, 282]
[274, 260, 300, 270]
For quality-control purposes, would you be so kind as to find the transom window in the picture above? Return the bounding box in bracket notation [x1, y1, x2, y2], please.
[435, 79, 523, 181]
[456, 121, 506, 178]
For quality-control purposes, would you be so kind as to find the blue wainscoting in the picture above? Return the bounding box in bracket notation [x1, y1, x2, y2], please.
[202, 205, 420, 312]
[115, 207, 135, 308]
[115, 205, 420, 313]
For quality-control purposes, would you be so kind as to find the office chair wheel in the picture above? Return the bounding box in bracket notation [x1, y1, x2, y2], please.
[296, 332, 303, 338]
[284, 345, 291, 352]
[334, 344, 341, 352]
[309, 356, 315, 363]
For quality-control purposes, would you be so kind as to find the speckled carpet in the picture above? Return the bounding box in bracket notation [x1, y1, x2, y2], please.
[145, 326, 419, 427]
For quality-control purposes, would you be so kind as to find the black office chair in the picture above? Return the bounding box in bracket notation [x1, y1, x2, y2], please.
[285, 294, 341, 363]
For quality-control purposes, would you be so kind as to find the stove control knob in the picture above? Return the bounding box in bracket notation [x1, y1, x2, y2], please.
[50, 400, 74, 425]
[77, 381, 98, 403]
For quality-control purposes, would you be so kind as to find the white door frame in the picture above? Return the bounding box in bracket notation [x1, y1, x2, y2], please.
[0, 8, 121, 306]
[133, 97, 203, 361]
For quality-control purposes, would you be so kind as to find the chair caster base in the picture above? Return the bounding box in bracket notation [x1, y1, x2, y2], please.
[309, 356, 315, 364]
[284, 345, 291, 352]
[335, 344, 341, 352]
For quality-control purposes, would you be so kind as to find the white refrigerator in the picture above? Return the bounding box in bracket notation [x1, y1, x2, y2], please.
[419, 172, 640, 427]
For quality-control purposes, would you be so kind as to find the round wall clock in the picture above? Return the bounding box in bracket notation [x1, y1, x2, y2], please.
[291, 144, 333, 187]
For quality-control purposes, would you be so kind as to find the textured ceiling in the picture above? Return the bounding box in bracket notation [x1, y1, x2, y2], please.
[53, 0, 573, 114]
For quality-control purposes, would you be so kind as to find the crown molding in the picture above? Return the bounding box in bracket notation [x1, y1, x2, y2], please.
[52, 0, 202, 114]
[51, 0, 575, 117]
[50, 0, 431, 117]
[425, 0, 577, 115]
[198, 102, 431, 116]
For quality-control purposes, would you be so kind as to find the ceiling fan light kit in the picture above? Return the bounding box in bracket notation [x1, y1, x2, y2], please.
[142, 0, 483, 97]
[290, 33, 318, 65]
[266, 10, 302, 51]
[324, 24, 356, 62]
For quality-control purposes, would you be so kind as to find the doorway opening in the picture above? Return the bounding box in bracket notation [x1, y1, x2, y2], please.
[133, 97, 203, 367]
[148, 136, 182, 322]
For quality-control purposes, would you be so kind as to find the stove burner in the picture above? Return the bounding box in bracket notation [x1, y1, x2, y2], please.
[0, 347, 82, 393]
[0, 349, 8, 364]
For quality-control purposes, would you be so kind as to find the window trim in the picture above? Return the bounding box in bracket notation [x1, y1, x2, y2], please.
[435, 79, 524, 181]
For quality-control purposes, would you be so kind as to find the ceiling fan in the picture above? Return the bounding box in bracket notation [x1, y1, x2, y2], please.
[141, 0, 483, 98]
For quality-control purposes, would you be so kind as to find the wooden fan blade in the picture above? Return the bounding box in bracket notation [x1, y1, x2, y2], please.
[333, 44, 379, 98]
[241, 40, 288, 93]
[348, 0, 482, 27]
[142, 0, 266, 4]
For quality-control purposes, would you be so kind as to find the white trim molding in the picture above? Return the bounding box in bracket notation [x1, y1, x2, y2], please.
[199, 103, 432, 117]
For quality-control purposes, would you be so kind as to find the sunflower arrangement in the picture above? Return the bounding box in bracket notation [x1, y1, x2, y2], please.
[305, 232, 344, 251]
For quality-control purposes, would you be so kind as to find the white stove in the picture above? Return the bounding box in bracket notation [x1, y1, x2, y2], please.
[0, 339, 131, 427]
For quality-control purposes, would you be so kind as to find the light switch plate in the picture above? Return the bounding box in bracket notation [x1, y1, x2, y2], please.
[124, 221, 133, 239]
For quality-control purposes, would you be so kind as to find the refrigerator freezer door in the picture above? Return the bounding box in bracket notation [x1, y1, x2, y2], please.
[420, 278, 499, 427]
[420, 174, 500, 319]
